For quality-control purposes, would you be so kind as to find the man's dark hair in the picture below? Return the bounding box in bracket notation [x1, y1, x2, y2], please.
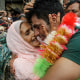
[66, 0, 80, 9]
[26, 0, 64, 24]
[11, 8, 21, 16]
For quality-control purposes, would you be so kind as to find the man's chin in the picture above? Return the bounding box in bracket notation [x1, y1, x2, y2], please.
[42, 37, 45, 41]
[41, 36, 46, 41]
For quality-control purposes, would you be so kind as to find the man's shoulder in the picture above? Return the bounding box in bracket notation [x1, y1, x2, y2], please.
[63, 29, 80, 51]
[62, 30, 80, 65]
[68, 30, 80, 45]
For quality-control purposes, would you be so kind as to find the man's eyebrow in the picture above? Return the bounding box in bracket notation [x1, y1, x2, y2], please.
[32, 24, 41, 28]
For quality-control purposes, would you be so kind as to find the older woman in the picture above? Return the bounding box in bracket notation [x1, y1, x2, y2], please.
[7, 20, 40, 80]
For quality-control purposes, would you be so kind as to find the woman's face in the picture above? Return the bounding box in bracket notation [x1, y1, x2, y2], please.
[20, 22, 40, 47]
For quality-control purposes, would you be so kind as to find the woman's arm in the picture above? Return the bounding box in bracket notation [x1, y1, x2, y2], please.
[10, 53, 17, 75]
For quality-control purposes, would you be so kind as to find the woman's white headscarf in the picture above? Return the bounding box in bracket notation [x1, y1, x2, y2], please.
[7, 20, 39, 80]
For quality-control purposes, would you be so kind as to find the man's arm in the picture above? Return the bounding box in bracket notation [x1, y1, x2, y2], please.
[40, 57, 80, 80]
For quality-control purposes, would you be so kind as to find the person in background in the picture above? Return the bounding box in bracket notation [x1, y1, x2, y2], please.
[63, 0, 70, 9]
[0, 20, 8, 31]
[1, 16, 8, 26]
[11, 8, 21, 22]
[8, 12, 12, 18]
[0, 25, 12, 80]
[65, 0, 80, 17]
[8, 17, 13, 27]
[0, 10, 7, 17]
[2, 11, 7, 17]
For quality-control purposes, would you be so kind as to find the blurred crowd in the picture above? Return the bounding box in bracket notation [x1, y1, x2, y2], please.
[0, 0, 70, 31]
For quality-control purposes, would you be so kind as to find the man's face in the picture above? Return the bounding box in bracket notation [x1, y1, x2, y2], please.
[66, 2, 80, 17]
[31, 15, 50, 41]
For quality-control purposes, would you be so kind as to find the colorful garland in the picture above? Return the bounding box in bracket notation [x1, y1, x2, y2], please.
[33, 12, 77, 79]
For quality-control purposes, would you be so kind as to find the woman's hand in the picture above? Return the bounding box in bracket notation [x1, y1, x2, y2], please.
[10, 59, 15, 75]
[10, 54, 17, 75]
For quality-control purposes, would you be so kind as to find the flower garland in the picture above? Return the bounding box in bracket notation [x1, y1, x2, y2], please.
[33, 12, 77, 79]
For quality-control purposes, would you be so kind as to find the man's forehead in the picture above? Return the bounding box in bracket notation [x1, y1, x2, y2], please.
[32, 15, 41, 23]
[68, 2, 79, 9]
[31, 15, 49, 30]
[31, 16, 46, 26]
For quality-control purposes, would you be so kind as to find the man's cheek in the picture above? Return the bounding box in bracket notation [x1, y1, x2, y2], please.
[40, 28, 44, 34]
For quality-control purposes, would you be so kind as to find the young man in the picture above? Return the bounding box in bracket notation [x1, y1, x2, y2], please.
[26, 0, 64, 41]
[41, 0, 80, 80]
[26, 0, 80, 80]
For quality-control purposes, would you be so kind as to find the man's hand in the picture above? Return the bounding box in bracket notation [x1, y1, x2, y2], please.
[49, 12, 60, 31]
[41, 12, 61, 37]
[40, 12, 60, 38]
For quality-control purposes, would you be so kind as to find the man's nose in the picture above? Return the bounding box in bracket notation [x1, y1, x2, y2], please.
[34, 29, 39, 36]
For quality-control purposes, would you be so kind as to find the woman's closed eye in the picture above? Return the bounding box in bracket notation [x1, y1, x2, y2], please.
[25, 30, 30, 35]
